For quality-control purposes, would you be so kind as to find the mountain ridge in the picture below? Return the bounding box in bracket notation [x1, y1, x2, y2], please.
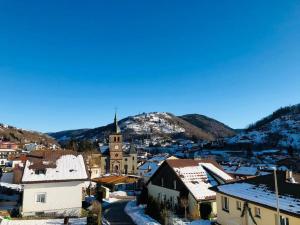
[226, 103, 300, 149]
[48, 112, 236, 143]
[0, 123, 59, 147]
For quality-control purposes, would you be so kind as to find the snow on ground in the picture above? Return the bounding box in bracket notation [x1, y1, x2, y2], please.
[110, 191, 127, 197]
[22, 155, 88, 182]
[0, 217, 87, 225]
[125, 201, 160, 225]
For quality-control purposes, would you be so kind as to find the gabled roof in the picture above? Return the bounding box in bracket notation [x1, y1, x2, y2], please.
[211, 171, 300, 217]
[149, 159, 233, 201]
[21, 150, 88, 184]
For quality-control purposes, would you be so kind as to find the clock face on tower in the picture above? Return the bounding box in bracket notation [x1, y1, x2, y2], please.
[115, 145, 119, 150]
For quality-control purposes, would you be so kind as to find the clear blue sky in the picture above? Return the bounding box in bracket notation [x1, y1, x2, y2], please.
[1, 1, 300, 132]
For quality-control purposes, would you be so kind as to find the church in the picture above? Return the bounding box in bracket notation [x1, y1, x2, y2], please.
[100, 113, 137, 175]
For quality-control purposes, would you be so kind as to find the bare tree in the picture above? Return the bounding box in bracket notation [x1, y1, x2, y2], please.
[180, 196, 189, 219]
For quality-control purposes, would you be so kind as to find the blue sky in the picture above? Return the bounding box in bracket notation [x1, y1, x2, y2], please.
[0, 1, 300, 132]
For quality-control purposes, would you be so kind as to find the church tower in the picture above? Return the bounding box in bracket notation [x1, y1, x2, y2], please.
[109, 112, 123, 174]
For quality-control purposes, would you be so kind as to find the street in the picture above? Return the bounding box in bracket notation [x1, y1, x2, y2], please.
[103, 200, 135, 225]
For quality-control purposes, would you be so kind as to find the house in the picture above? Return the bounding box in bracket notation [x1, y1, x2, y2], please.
[147, 159, 233, 219]
[0, 148, 18, 166]
[20, 150, 88, 217]
[100, 113, 138, 175]
[85, 152, 102, 179]
[222, 165, 261, 179]
[211, 171, 300, 225]
[138, 154, 177, 182]
[0, 141, 18, 150]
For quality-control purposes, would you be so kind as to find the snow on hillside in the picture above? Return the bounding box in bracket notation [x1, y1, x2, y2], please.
[120, 112, 185, 134]
[227, 113, 300, 149]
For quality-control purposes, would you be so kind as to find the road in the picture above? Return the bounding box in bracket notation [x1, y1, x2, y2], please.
[103, 200, 135, 225]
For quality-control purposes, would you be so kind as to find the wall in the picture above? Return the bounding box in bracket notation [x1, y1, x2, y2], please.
[22, 181, 84, 217]
[216, 193, 300, 225]
[148, 182, 180, 209]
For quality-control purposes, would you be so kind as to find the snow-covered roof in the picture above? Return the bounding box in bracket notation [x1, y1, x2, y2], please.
[22, 154, 88, 183]
[213, 172, 300, 216]
[0, 149, 17, 152]
[168, 159, 233, 201]
[233, 166, 258, 176]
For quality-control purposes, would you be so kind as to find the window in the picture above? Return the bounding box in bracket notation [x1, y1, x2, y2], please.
[221, 196, 229, 212]
[132, 156, 135, 160]
[36, 193, 46, 203]
[174, 180, 177, 190]
[254, 207, 261, 218]
[35, 169, 46, 175]
[236, 201, 242, 211]
[280, 216, 289, 225]
[161, 178, 164, 187]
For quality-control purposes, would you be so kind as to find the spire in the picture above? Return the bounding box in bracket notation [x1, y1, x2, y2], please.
[114, 111, 121, 134]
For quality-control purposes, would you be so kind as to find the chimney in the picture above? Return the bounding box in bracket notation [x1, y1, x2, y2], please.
[286, 170, 296, 183]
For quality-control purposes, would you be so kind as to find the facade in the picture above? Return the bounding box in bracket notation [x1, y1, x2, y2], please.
[0, 148, 18, 166]
[85, 153, 102, 179]
[0, 141, 18, 150]
[147, 159, 233, 219]
[211, 171, 300, 225]
[21, 150, 88, 217]
[100, 113, 137, 175]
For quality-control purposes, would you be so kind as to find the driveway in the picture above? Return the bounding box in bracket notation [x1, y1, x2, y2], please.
[103, 200, 135, 225]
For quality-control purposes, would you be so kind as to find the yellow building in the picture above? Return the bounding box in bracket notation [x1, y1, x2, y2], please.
[211, 171, 300, 225]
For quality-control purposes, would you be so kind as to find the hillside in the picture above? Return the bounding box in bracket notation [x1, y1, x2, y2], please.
[49, 112, 235, 143]
[0, 123, 59, 147]
[180, 114, 236, 138]
[226, 104, 300, 149]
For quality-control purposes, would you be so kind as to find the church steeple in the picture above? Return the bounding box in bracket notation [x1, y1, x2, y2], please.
[114, 112, 121, 134]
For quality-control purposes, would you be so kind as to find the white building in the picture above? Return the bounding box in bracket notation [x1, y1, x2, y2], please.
[0, 148, 17, 166]
[21, 151, 88, 217]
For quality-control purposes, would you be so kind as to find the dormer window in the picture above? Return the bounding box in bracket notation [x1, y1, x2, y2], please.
[35, 169, 46, 175]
